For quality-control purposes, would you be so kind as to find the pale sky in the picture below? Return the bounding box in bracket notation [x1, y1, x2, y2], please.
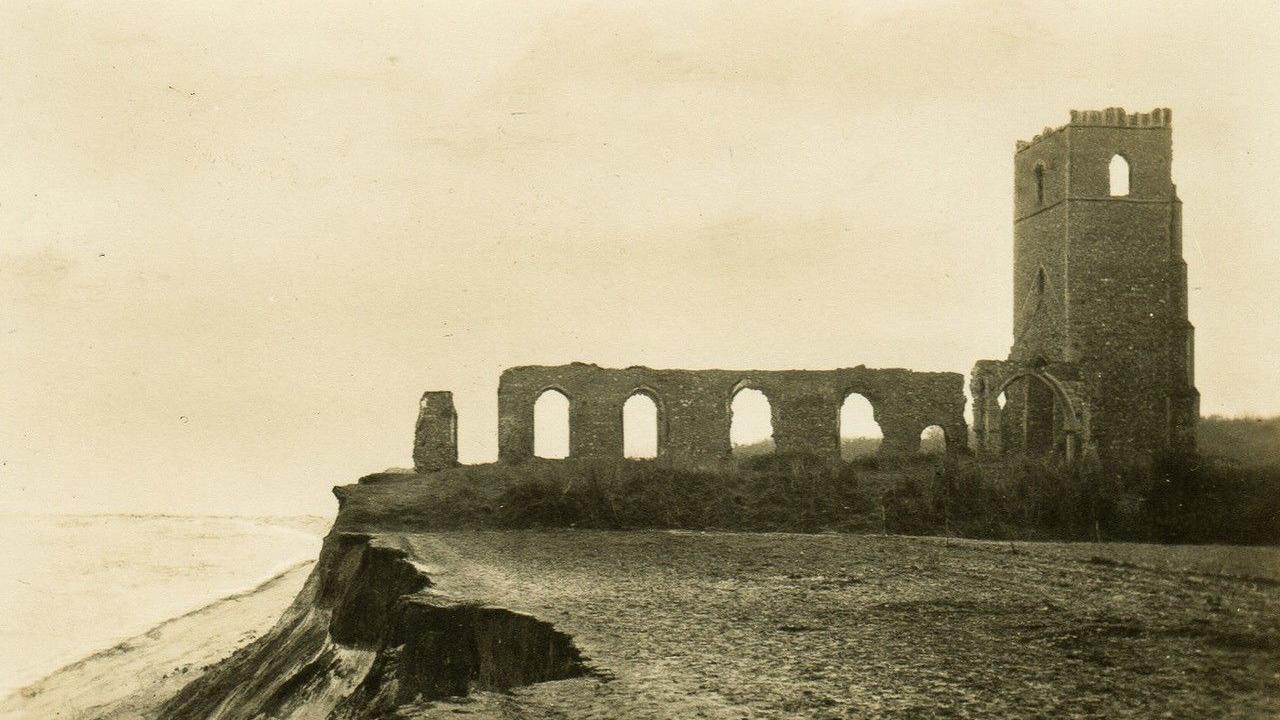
[2, 1, 1278, 515]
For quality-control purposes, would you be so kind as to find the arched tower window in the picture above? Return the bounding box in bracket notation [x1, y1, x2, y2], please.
[1035, 267, 1046, 295]
[1034, 163, 1045, 205]
[1108, 154, 1130, 196]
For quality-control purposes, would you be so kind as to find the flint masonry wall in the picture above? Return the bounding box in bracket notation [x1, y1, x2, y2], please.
[973, 107, 1199, 459]
[1061, 111, 1197, 454]
[497, 363, 968, 467]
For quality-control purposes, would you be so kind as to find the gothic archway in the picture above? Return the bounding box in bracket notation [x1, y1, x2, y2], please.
[976, 368, 1083, 462]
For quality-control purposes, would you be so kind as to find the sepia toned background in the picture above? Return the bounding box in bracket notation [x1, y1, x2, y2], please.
[2, 0, 1277, 515]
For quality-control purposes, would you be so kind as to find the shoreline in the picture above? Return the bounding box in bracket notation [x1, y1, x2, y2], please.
[0, 513, 329, 695]
[0, 560, 315, 720]
[12, 557, 314, 693]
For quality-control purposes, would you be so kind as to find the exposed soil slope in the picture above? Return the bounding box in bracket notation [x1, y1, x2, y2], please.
[156, 533, 587, 719]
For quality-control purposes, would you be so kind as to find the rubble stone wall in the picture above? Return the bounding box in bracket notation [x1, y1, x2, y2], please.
[497, 363, 968, 467]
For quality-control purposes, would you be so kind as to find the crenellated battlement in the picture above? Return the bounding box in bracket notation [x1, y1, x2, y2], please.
[1070, 107, 1171, 128]
[1016, 107, 1172, 151]
[1016, 124, 1066, 152]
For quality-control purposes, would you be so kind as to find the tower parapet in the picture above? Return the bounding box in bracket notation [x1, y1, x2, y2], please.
[1069, 107, 1171, 127]
[1017, 107, 1172, 152]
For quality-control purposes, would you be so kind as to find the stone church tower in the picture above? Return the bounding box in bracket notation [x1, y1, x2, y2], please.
[972, 108, 1199, 461]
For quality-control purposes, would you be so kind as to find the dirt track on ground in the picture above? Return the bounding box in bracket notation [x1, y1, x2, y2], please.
[389, 531, 1280, 719]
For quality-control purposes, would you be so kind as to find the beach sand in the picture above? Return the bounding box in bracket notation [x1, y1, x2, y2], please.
[0, 560, 313, 720]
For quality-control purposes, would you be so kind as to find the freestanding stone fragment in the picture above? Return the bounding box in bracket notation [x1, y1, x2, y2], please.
[413, 391, 458, 473]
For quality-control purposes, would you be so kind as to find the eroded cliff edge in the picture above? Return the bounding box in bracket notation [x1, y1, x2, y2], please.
[159, 526, 588, 719]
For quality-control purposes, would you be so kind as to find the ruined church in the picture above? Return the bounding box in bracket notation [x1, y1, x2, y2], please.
[413, 108, 1199, 472]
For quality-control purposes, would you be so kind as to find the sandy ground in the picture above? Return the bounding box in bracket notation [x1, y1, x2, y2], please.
[395, 531, 1280, 719]
[0, 561, 313, 720]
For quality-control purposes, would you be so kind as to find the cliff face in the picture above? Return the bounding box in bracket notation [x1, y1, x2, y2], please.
[159, 531, 587, 719]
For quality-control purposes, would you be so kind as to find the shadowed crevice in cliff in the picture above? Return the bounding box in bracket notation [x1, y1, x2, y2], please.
[331, 599, 587, 718]
[158, 533, 589, 720]
[326, 538, 433, 648]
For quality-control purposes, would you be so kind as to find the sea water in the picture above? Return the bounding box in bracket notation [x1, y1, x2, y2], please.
[0, 513, 326, 694]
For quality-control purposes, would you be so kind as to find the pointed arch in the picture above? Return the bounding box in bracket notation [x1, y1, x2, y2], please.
[1030, 266, 1049, 314]
[994, 371, 1082, 458]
